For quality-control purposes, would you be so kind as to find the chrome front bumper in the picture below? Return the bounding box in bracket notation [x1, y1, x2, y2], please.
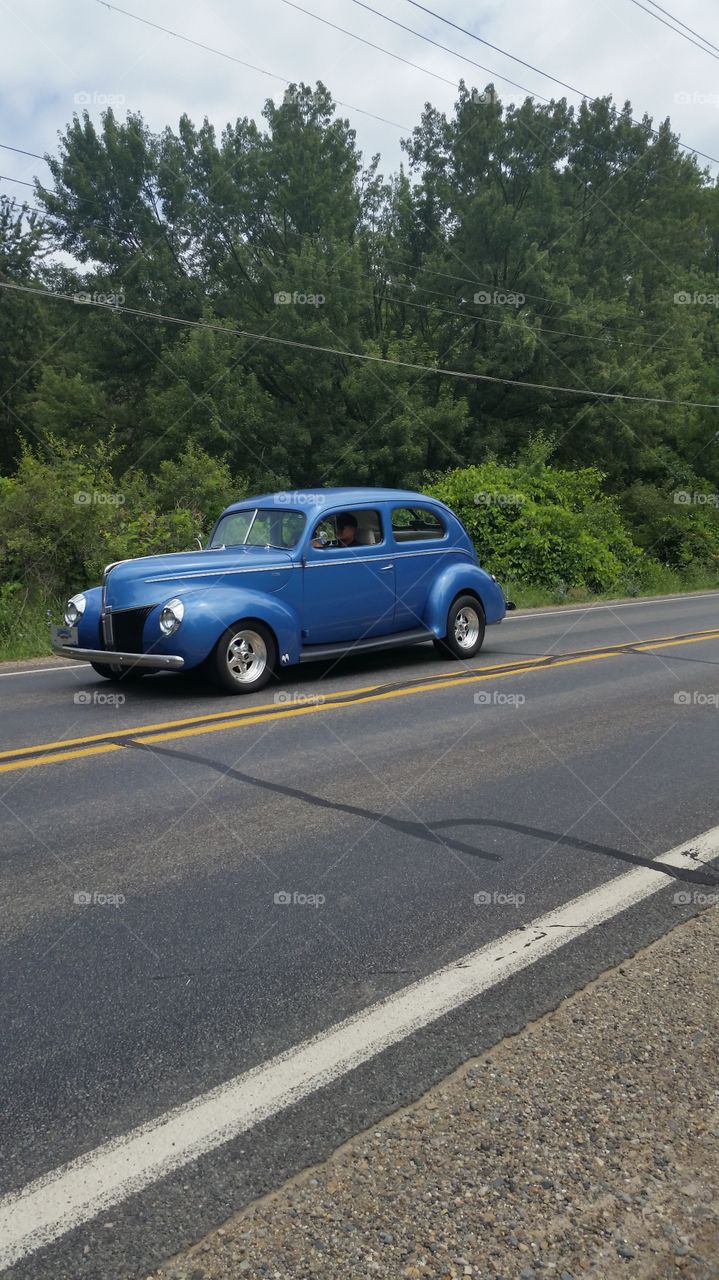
[51, 642, 185, 670]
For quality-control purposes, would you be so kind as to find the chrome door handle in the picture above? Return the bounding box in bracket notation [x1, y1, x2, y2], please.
[379, 564, 393, 571]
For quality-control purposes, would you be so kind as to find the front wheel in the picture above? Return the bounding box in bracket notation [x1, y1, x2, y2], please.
[433, 594, 486, 661]
[212, 622, 277, 694]
[90, 661, 146, 682]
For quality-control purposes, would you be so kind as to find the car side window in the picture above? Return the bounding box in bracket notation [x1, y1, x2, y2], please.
[391, 506, 446, 542]
[311, 509, 384, 550]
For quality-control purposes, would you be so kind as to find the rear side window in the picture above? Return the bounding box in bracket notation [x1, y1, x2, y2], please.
[391, 506, 446, 542]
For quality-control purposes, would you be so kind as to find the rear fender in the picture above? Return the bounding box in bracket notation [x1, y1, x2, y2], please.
[425, 564, 506, 636]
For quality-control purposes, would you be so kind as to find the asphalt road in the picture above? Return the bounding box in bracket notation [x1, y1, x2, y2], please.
[1, 591, 719, 1279]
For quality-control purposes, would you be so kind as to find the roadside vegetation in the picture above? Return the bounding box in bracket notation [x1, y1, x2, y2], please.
[2, 84, 719, 658]
[1, 434, 717, 661]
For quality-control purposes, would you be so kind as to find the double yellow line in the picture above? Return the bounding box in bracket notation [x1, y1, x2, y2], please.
[2, 627, 718, 775]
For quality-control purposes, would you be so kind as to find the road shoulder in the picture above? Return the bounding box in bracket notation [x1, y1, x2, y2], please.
[154, 908, 719, 1280]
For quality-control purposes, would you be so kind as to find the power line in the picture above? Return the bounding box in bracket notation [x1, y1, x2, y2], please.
[94, 1, 410, 132]
[276, 0, 457, 89]
[627, 0, 719, 60]
[343, 0, 549, 103]
[0, 167, 678, 348]
[637, 0, 719, 56]
[396, 0, 719, 165]
[0, 142, 46, 161]
[347, 0, 575, 99]
[1, 278, 714, 407]
[0, 142, 681, 348]
[382, 289, 674, 350]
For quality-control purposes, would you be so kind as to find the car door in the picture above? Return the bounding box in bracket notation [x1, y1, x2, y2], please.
[390, 504, 451, 630]
[301, 507, 396, 644]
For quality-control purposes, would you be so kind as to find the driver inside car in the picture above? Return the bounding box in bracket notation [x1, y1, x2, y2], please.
[312, 513, 359, 548]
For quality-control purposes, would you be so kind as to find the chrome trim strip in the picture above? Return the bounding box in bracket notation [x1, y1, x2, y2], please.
[305, 549, 467, 568]
[145, 547, 470, 581]
[49, 643, 184, 670]
[145, 565, 291, 583]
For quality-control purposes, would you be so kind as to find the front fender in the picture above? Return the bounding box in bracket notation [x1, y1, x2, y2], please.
[425, 564, 506, 635]
[75, 586, 103, 647]
[146, 587, 302, 670]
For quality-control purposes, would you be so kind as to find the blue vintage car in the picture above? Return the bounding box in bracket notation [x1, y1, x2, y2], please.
[51, 488, 514, 693]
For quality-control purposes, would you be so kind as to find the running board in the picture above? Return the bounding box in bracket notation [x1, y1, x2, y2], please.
[299, 629, 433, 663]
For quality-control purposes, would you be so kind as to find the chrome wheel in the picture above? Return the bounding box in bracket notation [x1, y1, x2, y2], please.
[225, 629, 268, 684]
[453, 606, 480, 650]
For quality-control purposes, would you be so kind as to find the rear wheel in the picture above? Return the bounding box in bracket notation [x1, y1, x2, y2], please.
[212, 622, 277, 694]
[433, 594, 485, 661]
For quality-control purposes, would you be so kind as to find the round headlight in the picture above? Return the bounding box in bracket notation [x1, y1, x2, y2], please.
[159, 597, 184, 637]
[64, 593, 86, 626]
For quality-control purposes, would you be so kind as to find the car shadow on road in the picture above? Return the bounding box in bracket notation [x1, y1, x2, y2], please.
[127, 741, 719, 886]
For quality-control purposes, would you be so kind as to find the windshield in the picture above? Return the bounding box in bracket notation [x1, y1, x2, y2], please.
[209, 508, 306, 550]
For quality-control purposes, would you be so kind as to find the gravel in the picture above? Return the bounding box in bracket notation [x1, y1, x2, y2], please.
[151, 909, 719, 1279]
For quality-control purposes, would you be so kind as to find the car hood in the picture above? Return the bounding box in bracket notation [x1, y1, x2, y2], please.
[104, 546, 295, 609]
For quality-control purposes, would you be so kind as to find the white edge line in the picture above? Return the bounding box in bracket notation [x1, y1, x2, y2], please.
[509, 590, 719, 621]
[1, 825, 718, 1268]
[1, 590, 717, 677]
[0, 665, 78, 678]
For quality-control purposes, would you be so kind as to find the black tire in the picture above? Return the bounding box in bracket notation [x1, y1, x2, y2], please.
[90, 661, 146, 682]
[433, 594, 486, 660]
[212, 621, 277, 694]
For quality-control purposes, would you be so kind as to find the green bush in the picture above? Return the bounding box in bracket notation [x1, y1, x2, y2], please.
[425, 439, 644, 593]
[620, 481, 719, 571]
[0, 438, 241, 600]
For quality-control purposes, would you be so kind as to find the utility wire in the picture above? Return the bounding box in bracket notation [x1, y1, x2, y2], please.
[275, 0, 458, 88]
[348, 0, 579, 98]
[0, 142, 46, 161]
[1, 278, 714, 407]
[343, 0, 549, 103]
[627, 0, 719, 60]
[93, 1, 410, 131]
[637, 0, 719, 56]
[0, 175, 677, 348]
[396, 0, 719, 164]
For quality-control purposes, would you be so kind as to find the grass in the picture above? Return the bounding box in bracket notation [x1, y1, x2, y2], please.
[0, 591, 60, 662]
[1, 570, 718, 664]
[504, 566, 719, 610]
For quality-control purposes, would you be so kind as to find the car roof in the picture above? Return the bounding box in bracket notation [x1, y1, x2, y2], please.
[222, 488, 451, 514]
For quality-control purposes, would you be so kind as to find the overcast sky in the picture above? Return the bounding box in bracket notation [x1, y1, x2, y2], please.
[2, 0, 719, 203]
